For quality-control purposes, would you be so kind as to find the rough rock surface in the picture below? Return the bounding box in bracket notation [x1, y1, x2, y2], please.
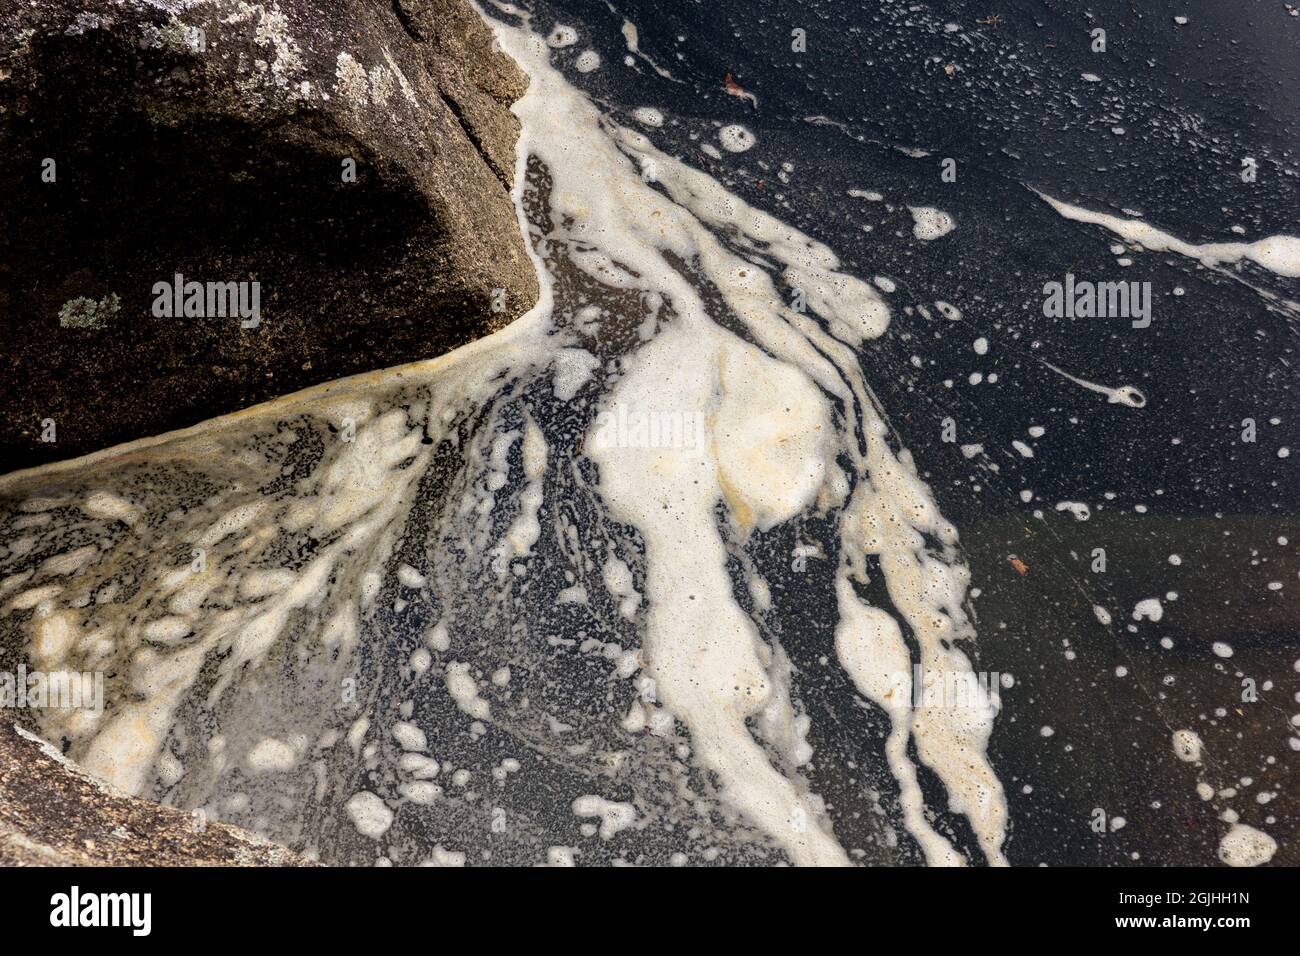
[0, 720, 310, 865]
[0, 0, 538, 472]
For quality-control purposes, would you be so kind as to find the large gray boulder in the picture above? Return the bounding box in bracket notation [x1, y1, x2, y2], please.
[0, 0, 538, 471]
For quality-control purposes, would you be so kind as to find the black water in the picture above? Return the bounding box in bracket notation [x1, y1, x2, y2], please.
[524, 0, 1300, 865]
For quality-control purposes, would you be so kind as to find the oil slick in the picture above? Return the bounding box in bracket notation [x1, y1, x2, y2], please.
[0, 7, 1016, 866]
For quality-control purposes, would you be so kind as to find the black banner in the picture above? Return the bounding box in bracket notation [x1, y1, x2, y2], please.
[0, 865, 1285, 942]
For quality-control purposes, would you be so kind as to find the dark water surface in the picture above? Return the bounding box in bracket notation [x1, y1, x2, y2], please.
[0, 0, 1295, 868]
[528, 0, 1300, 864]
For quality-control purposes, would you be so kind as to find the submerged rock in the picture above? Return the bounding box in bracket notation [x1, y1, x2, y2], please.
[0, 0, 538, 471]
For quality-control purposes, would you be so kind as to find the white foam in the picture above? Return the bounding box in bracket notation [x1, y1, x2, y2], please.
[618, 19, 675, 80]
[445, 662, 490, 720]
[546, 24, 578, 48]
[1132, 598, 1163, 622]
[1218, 823, 1276, 867]
[246, 737, 297, 773]
[1172, 729, 1203, 762]
[345, 791, 393, 839]
[631, 107, 664, 128]
[718, 124, 756, 153]
[908, 206, 955, 241]
[1041, 360, 1146, 408]
[1038, 191, 1300, 278]
[1055, 501, 1091, 521]
[0, 7, 1010, 867]
[571, 794, 637, 839]
[494, 16, 1004, 864]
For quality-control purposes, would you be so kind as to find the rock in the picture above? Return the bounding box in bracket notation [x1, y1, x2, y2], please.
[0, 721, 310, 865]
[0, 0, 538, 472]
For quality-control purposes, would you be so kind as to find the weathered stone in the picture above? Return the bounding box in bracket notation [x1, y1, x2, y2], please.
[0, 721, 311, 865]
[0, 0, 537, 472]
